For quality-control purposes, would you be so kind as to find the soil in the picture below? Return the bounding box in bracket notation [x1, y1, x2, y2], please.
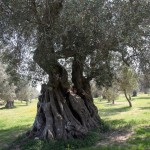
[96, 129, 134, 147]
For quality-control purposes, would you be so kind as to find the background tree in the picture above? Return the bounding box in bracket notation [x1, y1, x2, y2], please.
[139, 74, 150, 94]
[0, 62, 16, 108]
[0, 0, 150, 140]
[16, 84, 39, 105]
[117, 65, 138, 107]
[91, 81, 101, 98]
[102, 81, 120, 104]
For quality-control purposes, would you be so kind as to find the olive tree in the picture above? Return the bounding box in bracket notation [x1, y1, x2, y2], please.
[102, 81, 120, 104]
[116, 65, 138, 107]
[16, 84, 39, 105]
[0, 0, 150, 140]
[0, 62, 16, 108]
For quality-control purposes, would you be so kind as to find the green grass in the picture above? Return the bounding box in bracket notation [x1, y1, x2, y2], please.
[85, 94, 150, 150]
[0, 94, 150, 150]
[0, 100, 37, 149]
[96, 94, 150, 127]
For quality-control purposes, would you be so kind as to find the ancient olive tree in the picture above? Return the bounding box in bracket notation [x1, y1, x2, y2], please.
[0, 62, 16, 108]
[0, 0, 150, 140]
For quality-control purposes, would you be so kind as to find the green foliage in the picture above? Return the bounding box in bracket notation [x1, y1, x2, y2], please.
[117, 65, 138, 94]
[16, 83, 39, 102]
[102, 87, 119, 103]
[91, 81, 101, 98]
[0, 62, 16, 102]
[1, 0, 150, 87]
[99, 120, 111, 133]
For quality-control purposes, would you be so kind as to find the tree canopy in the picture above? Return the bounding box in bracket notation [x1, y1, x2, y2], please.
[0, 0, 150, 85]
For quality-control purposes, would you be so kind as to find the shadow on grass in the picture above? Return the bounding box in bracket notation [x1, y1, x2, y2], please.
[136, 126, 150, 135]
[138, 106, 150, 110]
[98, 106, 131, 117]
[0, 125, 30, 137]
[102, 119, 137, 131]
[128, 126, 150, 149]
[0, 104, 30, 110]
[0, 125, 31, 150]
[0, 107, 7, 110]
[0, 106, 20, 110]
[3, 129, 101, 150]
[136, 97, 150, 100]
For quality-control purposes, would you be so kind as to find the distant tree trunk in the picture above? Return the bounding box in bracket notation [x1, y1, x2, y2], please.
[132, 90, 137, 97]
[124, 90, 132, 107]
[102, 95, 106, 99]
[5, 100, 14, 108]
[26, 100, 29, 106]
[107, 99, 111, 103]
[112, 99, 115, 104]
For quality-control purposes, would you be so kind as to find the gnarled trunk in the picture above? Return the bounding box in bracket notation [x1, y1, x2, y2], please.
[28, 61, 100, 140]
[28, 1, 100, 139]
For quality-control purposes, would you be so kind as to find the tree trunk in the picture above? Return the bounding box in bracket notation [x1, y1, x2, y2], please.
[112, 99, 115, 104]
[27, 0, 101, 140]
[28, 62, 100, 140]
[26, 100, 29, 106]
[132, 90, 137, 97]
[5, 100, 14, 109]
[72, 56, 100, 123]
[124, 90, 132, 107]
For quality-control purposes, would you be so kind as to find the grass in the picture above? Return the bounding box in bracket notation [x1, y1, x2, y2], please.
[85, 94, 150, 150]
[0, 94, 150, 150]
[0, 100, 37, 149]
[96, 94, 150, 127]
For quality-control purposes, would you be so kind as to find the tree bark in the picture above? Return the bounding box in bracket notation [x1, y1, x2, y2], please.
[28, 61, 100, 140]
[72, 56, 101, 125]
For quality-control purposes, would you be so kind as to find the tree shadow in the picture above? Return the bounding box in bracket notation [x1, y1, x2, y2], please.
[136, 97, 150, 100]
[0, 125, 31, 150]
[0, 106, 16, 110]
[0, 104, 29, 110]
[128, 126, 150, 148]
[136, 126, 150, 135]
[0, 106, 18, 110]
[98, 106, 131, 117]
[138, 106, 150, 110]
[106, 119, 137, 130]
[0, 107, 7, 110]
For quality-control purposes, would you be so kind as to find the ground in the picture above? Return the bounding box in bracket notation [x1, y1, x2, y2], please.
[0, 100, 36, 149]
[0, 94, 150, 150]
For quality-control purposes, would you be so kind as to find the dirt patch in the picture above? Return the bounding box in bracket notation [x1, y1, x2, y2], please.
[96, 130, 134, 147]
[111, 102, 128, 105]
